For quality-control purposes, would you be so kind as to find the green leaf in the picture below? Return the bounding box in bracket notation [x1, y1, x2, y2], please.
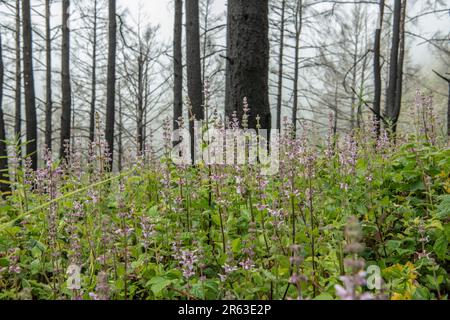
[30, 259, 41, 275]
[433, 235, 448, 260]
[231, 238, 241, 253]
[413, 287, 430, 300]
[191, 283, 204, 299]
[425, 275, 441, 290]
[313, 293, 334, 300]
[146, 277, 173, 295]
[436, 195, 450, 219]
[0, 258, 9, 267]
[31, 246, 42, 258]
[148, 206, 159, 218]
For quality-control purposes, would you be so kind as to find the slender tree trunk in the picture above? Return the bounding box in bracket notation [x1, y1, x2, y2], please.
[448, 83, 450, 137]
[276, 0, 286, 131]
[373, 0, 385, 137]
[350, 37, 358, 130]
[60, 0, 71, 158]
[89, 0, 98, 143]
[0, 32, 10, 193]
[333, 84, 339, 136]
[105, 0, 117, 170]
[225, 0, 271, 130]
[358, 50, 368, 129]
[173, 0, 183, 133]
[201, 0, 210, 86]
[392, 0, 406, 133]
[385, 0, 401, 132]
[45, 0, 53, 150]
[186, 0, 203, 161]
[71, 97, 75, 148]
[22, 0, 38, 170]
[137, 51, 144, 154]
[143, 61, 149, 151]
[292, 0, 303, 134]
[15, 0, 22, 156]
[118, 82, 123, 171]
[432, 71, 450, 137]
[225, 1, 232, 119]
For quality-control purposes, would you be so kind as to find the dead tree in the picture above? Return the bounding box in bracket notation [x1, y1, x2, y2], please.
[15, 0, 21, 156]
[60, 0, 72, 158]
[45, 0, 53, 150]
[433, 70, 450, 137]
[384, 0, 403, 133]
[173, 0, 183, 133]
[186, 0, 204, 160]
[276, 0, 286, 131]
[0, 31, 10, 193]
[105, 0, 117, 169]
[373, 0, 385, 137]
[225, 0, 271, 130]
[89, 0, 99, 143]
[22, 0, 38, 170]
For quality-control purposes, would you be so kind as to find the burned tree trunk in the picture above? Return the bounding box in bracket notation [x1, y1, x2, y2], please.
[186, 0, 203, 160]
[276, 0, 286, 131]
[118, 82, 123, 171]
[105, 0, 117, 169]
[433, 71, 450, 137]
[225, 0, 271, 130]
[292, 0, 303, 134]
[373, 0, 385, 137]
[137, 51, 144, 154]
[60, 0, 71, 158]
[173, 0, 183, 132]
[15, 0, 22, 156]
[45, 0, 53, 150]
[22, 0, 38, 170]
[448, 83, 450, 137]
[0, 32, 10, 193]
[385, 0, 402, 133]
[392, 0, 406, 134]
[89, 0, 98, 143]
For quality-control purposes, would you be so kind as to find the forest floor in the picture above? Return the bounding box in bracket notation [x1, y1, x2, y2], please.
[0, 116, 449, 300]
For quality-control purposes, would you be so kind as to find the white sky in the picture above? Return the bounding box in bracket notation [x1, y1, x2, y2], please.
[117, 0, 448, 62]
[117, 0, 227, 43]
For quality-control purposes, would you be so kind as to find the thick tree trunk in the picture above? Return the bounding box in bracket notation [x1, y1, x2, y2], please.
[292, 0, 303, 134]
[385, 0, 401, 132]
[392, 0, 406, 133]
[89, 0, 98, 143]
[0, 32, 10, 193]
[173, 0, 183, 133]
[22, 0, 38, 170]
[373, 0, 385, 137]
[105, 0, 117, 170]
[45, 0, 53, 150]
[15, 0, 22, 156]
[186, 0, 203, 161]
[276, 0, 286, 131]
[60, 0, 71, 158]
[225, 0, 271, 130]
